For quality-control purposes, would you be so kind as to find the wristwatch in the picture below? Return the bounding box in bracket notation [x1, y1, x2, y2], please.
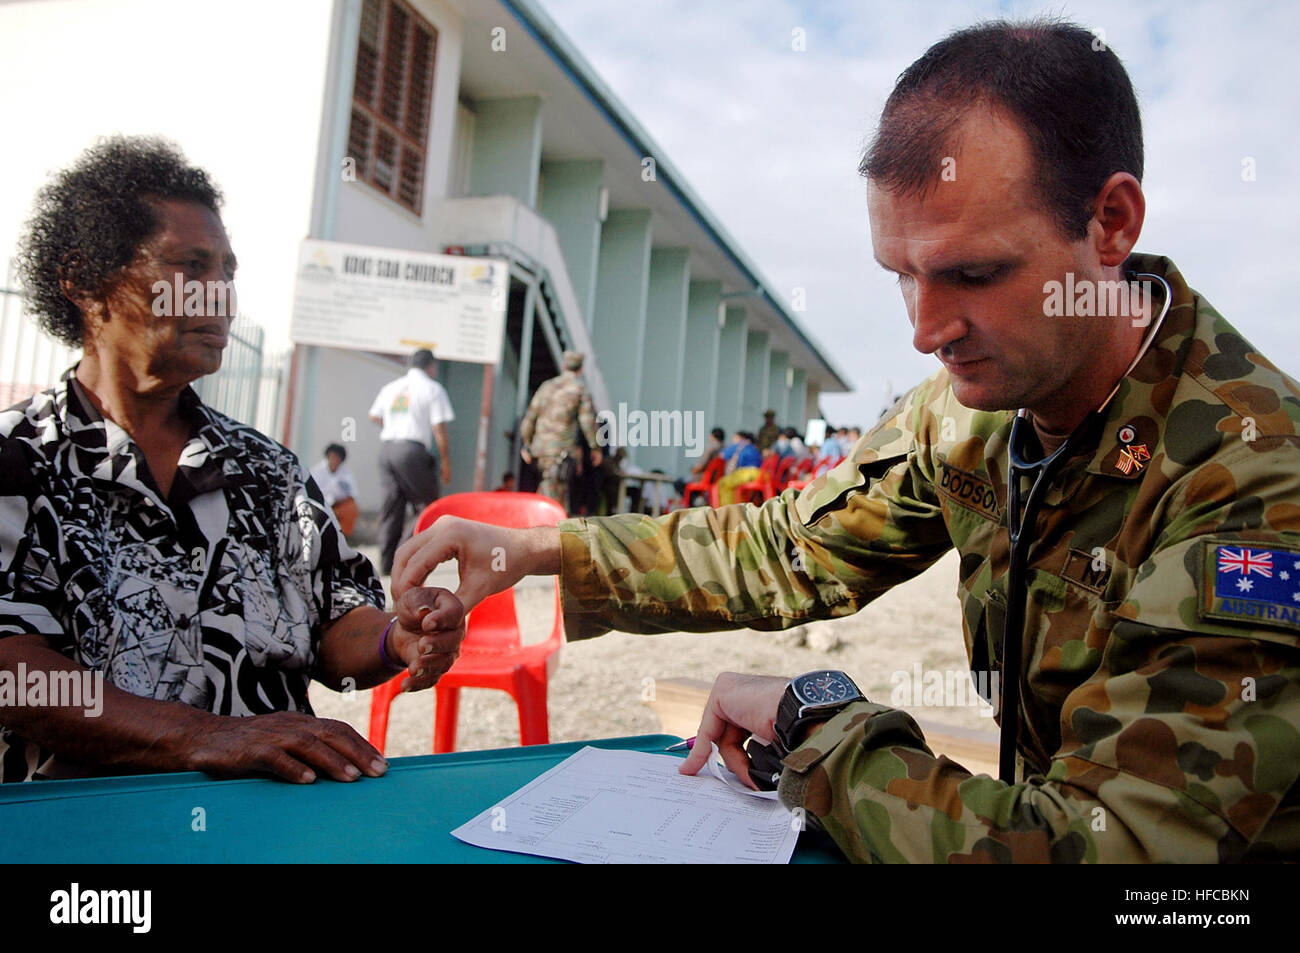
[774, 670, 866, 754]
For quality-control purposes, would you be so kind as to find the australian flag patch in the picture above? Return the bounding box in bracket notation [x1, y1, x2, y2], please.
[1200, 540, 1300, 634]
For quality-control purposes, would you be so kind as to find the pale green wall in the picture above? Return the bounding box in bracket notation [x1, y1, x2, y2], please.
[468, 96, 542, 207]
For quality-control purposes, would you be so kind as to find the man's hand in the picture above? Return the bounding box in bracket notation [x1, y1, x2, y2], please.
[185, 711, 388, 784]
[590, 448, 603, 467]
[386, 586, 466, 692]
[391, 515, 561, 610]
[521, 447, 533, 465]
[440, 460, 452, 485]
[679, 672, 789, 788]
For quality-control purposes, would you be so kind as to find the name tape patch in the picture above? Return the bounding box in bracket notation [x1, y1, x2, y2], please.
[1201, 541, 1300, 633]
[936, 460, 1000, 521]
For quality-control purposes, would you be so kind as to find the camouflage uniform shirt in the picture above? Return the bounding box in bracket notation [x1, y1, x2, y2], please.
[556, 254, 1300, 862]
[521, 370, 599, 501]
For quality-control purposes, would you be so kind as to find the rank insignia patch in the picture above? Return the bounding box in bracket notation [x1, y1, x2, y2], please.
[1200, 541, 1300, 634]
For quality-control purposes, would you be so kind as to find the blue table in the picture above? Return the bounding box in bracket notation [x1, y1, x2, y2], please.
[0, 734, 844, 863]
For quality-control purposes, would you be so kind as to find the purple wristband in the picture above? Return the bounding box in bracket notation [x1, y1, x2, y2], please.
[378, 617, 405, 673]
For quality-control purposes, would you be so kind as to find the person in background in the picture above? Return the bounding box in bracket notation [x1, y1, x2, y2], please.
[674, 426, 725, 498]
[495, 471, 516, 492]
[782, 426, 810, 460]
[369, 349, 454, 576]
[715, 431, 762, 505]
[309, 443, 359, 537]
[816, 425, 843, 462]
[756, 410, 781, 452]
[520, 351, 601, 511]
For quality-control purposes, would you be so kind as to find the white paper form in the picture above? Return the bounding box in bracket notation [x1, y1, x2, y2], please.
[450, 746, 801, 864]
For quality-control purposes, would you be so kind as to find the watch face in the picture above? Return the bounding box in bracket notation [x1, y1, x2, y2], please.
[793, 670, 854, 706]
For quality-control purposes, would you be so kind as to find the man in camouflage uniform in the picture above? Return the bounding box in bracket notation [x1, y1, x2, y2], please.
[392, 21, 1299, 862]
[520, 351, 601, 508]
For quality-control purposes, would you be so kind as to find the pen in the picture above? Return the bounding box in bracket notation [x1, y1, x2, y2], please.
[665, 736, 695, 751]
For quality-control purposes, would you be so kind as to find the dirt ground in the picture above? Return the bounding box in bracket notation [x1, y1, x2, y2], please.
[310, 545, 997, 755]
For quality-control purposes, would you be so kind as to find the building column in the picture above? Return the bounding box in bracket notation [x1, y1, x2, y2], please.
[788, 367, 808, 433]
[713, 305, 747, 437]
[766, 350, 789, 428]
[591, 208, 652, 438]
[538, 159, 604, 326]
[742, 328, 770, 435]
[468, 96, 543, 207]
[806, 383, 823, 429]
[638, 248, 690, 472]
[680, 280, 722, 475]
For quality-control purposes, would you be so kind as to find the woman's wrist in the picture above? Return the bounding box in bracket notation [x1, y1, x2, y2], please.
[378, 616, 405, 673]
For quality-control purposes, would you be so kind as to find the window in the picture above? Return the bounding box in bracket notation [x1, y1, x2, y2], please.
[347, 0, 437, 214]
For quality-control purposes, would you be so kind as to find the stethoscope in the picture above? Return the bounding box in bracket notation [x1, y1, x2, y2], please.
[996, 271, 1172, 783]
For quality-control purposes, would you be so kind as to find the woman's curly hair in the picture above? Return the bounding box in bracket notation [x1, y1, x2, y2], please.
[16, 136, 224, 347]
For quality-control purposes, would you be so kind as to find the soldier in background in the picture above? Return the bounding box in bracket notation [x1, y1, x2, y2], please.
[756, 410, 781, 452]
[520, 351, 601, 510]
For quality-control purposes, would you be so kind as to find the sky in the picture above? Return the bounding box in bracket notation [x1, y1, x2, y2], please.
[536, 0, 1300, 428]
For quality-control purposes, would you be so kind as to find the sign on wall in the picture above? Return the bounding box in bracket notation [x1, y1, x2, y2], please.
[290, 239, 508, 364]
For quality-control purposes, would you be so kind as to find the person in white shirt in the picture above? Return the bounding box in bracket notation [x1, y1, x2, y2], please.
[309, 443, 360, 536]
[310, 443, 357, 506]
[368, 350, 455, 575]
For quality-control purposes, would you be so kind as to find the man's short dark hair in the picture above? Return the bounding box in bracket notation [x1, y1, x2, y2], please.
[861, 17, 1143, 240]
[711, 427, 725, 442]
[411, 349, 437, 370]
[16, 136, 224, 348]
[324, 443, 347, 461]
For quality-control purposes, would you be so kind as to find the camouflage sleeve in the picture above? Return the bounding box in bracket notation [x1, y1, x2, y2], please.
[578, 386, 598, 452]
[777, 441, 1300, 863]
[558, 376, 956, 640]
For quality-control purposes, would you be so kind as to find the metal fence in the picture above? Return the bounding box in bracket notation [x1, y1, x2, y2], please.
[0, 263, 80, 410]
[191, 314, 268, 428]
[1, 260, 281, 432]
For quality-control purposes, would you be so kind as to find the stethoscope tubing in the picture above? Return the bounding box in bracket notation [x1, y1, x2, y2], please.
[999, 412, 1097, 781]
[994, 269, 1172, 784]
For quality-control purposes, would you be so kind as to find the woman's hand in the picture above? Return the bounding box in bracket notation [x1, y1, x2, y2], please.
[385, 586, 466, 693]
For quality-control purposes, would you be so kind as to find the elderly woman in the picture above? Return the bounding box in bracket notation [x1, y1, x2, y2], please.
[0, 137, 464, 784]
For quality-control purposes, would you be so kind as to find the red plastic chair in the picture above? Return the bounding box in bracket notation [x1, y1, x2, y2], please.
[367, 492, 566, 754]
[681, 455, 726, 508]
[734, 452, 782, 504]
[787, 455, 844, 492]
[773, 455, 796, 493]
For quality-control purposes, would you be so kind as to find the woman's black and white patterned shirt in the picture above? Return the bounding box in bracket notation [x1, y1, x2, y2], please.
[0, 369, 385, 782]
